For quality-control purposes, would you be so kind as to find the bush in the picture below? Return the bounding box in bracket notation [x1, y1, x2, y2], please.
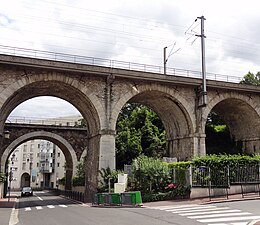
[132, 155, 171, 192]
[97, 167, 124, 192]
[142, 185, 191, 202]
[73, 176, 85, 186]
[0, 172, 6, 183]
[58, 177, 65, 186]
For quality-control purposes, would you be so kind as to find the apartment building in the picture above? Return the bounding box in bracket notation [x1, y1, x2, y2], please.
[7, 115, 83, 190]
[8, 139, 66, 189]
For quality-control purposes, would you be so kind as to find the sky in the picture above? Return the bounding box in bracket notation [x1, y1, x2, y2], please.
[1, 0, 260, 119]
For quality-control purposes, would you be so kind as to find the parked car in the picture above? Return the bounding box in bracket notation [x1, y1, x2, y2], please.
[21, 187, 33, 197]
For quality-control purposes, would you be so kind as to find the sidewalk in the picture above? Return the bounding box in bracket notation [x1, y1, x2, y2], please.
[0, 195, 17, 208]
[142, 193, 260, 207]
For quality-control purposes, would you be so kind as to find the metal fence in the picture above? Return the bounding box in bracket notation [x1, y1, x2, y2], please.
[0, 45, 242, 83]
[58, 189, 85, 202]
[191, 164, 260, 199]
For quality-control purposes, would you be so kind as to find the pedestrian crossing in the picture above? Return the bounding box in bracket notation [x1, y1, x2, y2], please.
[24, 204, 68, 211]
[147, 204, 260, 225]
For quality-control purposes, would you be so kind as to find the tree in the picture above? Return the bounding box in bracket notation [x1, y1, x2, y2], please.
[116, 104, 166, 169]
[240, 72, 260, 85]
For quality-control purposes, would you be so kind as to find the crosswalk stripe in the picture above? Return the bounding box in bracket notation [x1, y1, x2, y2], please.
[230, 222, 249, 225]
[47, 205, 55, 209]
[36, 206, 43, 210]
[198, 215, 260, 223]
[25, 207, 31, 211]
[150, 204, 199, 210]
[59, 205, 68, 208]
[180, 208, 238, 216]
[189, 212, 252, 219]
[167, 205, 217, 213]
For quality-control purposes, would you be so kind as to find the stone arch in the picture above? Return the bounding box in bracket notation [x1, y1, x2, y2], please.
[1, 131, 78, 174]
[203, 92, 260, 153]
[0, 72, 102, 135]
[111, 83, 196, 160]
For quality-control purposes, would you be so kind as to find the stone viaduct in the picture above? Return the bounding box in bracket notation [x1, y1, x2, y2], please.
[0, 54, 259, 201]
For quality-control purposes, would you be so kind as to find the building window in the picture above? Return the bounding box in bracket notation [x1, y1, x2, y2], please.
[23, 145, 27, 152]
[38, 144, 40, 149]
[23, 154, 27, 161]
[30, 144, 34, 152]
[50, 163, 52, 167]
[37, 163, 39, 167]
[57, 162, 60, 167]
[22, 163, 26, 170]
[57, 152, 60, 157]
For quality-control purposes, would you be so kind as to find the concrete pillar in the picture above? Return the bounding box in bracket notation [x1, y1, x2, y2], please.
[98, 131, 116, 170]
[193, 133, 206, 157]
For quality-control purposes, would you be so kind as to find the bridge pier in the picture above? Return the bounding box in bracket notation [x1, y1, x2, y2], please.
[65, 168, 73, 190]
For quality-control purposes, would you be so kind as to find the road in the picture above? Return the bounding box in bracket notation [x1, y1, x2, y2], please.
[2, 191, 260, 225]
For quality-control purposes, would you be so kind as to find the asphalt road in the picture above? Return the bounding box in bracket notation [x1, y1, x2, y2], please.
[4, 191, 260, 225]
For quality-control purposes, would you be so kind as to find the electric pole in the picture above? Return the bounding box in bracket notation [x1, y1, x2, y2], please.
[163, 46, 167, 75]
[196, 15, 207, 106]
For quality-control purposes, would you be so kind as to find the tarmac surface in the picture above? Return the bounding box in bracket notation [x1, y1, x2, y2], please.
[1, 193, 260, 224]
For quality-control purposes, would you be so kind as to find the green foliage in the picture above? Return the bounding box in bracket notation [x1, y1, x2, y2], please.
[142, 185, 191, 202]
[58, 177, 65, 186]
[73, 176, 85, 186]
[240, 71, 260, 86]
[0, 172, 6, 183]
[206, 112, 234, 154]
[192, 154, 260, 168]
[167, 161, 191, 169]
[72, 159, 86, 186]
[97, 167, 124, 192]
[74, 118, 87, 128]
[116, 104, 166, 169]
[132, 155, 171, 192]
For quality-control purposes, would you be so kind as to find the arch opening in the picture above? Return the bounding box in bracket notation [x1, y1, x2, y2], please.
[115, 90, 194, 168]
[205, 98, 260, 154]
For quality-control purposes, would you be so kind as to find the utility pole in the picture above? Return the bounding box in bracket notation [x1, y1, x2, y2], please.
[163, 46, 167, 75]
[196, 16, 207, 106]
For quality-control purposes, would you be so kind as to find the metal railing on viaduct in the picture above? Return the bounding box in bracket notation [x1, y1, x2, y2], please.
[0, 45, 242, 83]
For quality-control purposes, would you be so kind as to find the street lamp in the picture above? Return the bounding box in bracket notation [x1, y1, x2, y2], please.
[8, 153, 15, 202]
[27, 154, 32, 186]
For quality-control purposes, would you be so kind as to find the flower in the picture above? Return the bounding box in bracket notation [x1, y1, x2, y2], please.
[165, 183, 177, 190]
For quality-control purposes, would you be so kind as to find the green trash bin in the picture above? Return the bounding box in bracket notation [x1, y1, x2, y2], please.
[97, 193, 105, 205]
[110, 193, 121, 205]
[121, 191, 142, 205]
[130, 191, 142, 205]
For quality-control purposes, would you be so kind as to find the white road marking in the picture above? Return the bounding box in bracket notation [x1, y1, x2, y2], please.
[36, 206, 43, 210]
[208, 223, 248, 225]
[180, 208, 239, 216]
[59, 205, 68, 208]
[25, 207, 31, 211]
[47, 205, 55, 209]
[151, 204, 198, 210]
[167, 205, 217, 213]
[189, 212, 252, 219]
[9, 198, 19, 225]
[198, 215, 260, 223]
[34, 194, 43, 201]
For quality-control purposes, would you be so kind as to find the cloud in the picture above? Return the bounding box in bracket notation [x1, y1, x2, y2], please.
[9, 97, 80, 119]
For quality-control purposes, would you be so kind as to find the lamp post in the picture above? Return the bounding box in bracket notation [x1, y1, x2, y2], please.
[27, 154, 32, 186]
[2, 130, 10, 199]
[8, 153, 15, 202]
